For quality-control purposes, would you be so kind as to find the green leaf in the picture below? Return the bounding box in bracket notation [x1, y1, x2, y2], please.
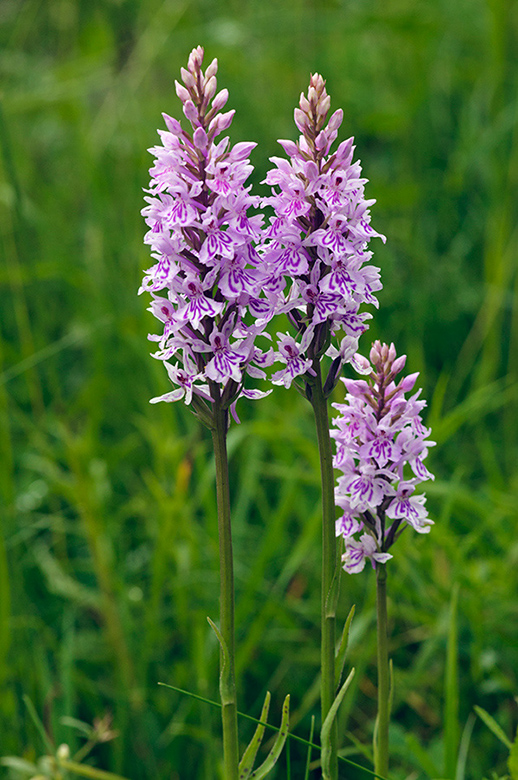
[455, 713, 476, 780]
[507, 726, 518, 779]
[157, 682, 386, 776]
[0, 757, 40, 774]
[249, 694, 290, 780]
[22, 695, 55, 754]
[335, 605, 355, 689]
[474, 706, 512, 749]
[404, 733, 440, 778]
[207, 616, 233, 706]
[60, 716, 95, 738]
[239, 691, 271, 780]
[321, 669, 355, 779]
[324, 561, 340, 619]
[59, 759, 130, 780]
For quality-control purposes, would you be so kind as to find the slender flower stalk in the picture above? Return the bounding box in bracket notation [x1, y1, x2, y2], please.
[375, 562, 390, 777]
[311, 364, 340, 778]
[139, 46, 275, 778]
[261, 75, 385, 778]
[211, 397, 239, 777]
[331, 340, 435, 774]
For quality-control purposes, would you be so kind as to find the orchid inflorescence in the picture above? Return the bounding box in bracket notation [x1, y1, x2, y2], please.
[140, 46, 275, 423]
[331, 340, 435, 574]
[261, 73, 385, 396]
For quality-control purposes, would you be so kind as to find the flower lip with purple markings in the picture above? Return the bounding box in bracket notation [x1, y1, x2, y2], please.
[140, 46, 273, 421]
[331, 340, 435, 574]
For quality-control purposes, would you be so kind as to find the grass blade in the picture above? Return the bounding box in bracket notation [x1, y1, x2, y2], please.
[444, 584, 460, 778]
[22, 694, 54, 754]
[474, 706, 512, 749]
[303, 716, 315, 780]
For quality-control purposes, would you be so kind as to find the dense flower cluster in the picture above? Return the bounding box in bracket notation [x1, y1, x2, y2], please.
[140, 46, 274, 419]
[331, 341, 435, 574]
[261, 74, 385, 395]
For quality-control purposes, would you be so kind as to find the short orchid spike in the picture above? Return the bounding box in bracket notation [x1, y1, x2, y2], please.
[331, 340, 435, 574]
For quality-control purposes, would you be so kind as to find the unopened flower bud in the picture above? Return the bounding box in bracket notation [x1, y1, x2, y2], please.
[391, 355, 407, 375]
[208, 110, 235, 137]
[230, 141, 256, 160]
[193, 127, 208, 150]
[310, 73, 325, 93]
[317, 94, 331, 117]
[315, 130, 328, 151]
[175, 80, 190, 103]
[205, 58, 218, 80]
[183, 100, 199, 124]
[162, 113, 183, 135]
[400, 372, 419, 392]
[327, 108, 343, 132]
[180, 67, 196, 89]
[299, 93, 310, 113]
[308, 85, 318, 106]
[212, 88, 229, 112]
[369, 341, 382, 365]
[204, 75, 217, 100]
[294, 108, 308, 133]
[343, 378, 369, 396]
[388, 342, 397, 363]
[213, 109, 235, 133]
[188, 45, 204, 72]
[278, 138, 299, 156]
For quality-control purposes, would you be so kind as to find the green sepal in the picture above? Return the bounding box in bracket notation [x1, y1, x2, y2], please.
[207, 616, 233, 706]
[335, 604, 355, 689]
[238, 691, 271, 780]
[321, 668, 355, 779]
[248, 694, 290, 779]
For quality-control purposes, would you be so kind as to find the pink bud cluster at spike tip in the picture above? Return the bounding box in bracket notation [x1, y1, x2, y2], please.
[140, 46, 275, 420]
[261, 74, 386, 396]
[331, 341, 435, 574]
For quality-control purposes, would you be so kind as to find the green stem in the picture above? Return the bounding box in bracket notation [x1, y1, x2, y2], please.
[211, 401, 239, 779]
[375, 563, 390, 777]
[58, 759, 129, 780]
[310, 365, 339, 780]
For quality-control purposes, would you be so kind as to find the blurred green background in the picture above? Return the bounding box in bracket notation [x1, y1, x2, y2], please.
[1, 0, 517, 777]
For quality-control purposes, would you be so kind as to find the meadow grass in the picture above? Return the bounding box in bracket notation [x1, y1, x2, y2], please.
[1, 0, 517, 777]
